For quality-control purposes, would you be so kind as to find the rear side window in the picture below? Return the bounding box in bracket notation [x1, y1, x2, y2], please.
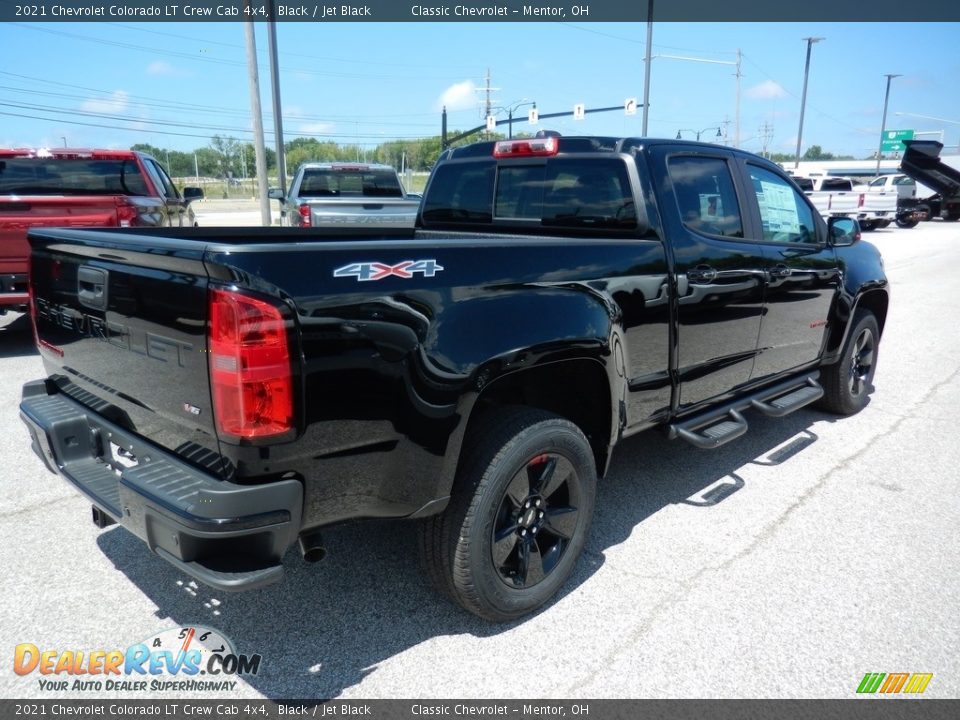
[298, 168, 403, 198]
[667, 156, 743, 238]
[0, 158, 149, 196]
[421, 161, 495, 223]
[893, 175, 916, 186]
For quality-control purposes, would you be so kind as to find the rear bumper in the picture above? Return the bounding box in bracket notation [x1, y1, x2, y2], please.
[19, 379, 303, 592]
[0, 273, 28, 307]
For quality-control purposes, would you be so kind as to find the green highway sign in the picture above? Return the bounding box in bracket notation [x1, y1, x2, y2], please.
[881, 129, 914, 153]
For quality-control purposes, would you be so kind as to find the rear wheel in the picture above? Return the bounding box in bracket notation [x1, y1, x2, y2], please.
[818, 310, 879, 416]
[859, 220, 877, 232]
[420, 407, 596, 622]
[895, 216, 919, 229]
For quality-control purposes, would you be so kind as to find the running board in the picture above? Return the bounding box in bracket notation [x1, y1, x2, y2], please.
[668, 375, 823, 450]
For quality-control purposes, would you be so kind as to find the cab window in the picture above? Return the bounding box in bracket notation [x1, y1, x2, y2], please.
[667, 156, 743, 238]
[747, 165, 818, 244]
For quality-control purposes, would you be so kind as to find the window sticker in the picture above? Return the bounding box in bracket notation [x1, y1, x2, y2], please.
[756, 180, 801, 234]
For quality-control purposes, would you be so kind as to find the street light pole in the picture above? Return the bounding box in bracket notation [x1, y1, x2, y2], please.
[642, 0, 653, 136]
[490, 100, 535, 139]
[875, 73, 901, 177]
[676, 127, 723, 141]
[795, 37, 824, 170]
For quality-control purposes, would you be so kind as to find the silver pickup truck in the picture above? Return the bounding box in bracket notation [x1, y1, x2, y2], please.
[269, 162, 421, 228]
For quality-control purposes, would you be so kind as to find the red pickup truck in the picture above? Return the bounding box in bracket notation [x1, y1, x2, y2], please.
[0, 148, 203, 314]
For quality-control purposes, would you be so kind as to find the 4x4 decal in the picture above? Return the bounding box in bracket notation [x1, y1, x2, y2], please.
[333, 259, 444, 282]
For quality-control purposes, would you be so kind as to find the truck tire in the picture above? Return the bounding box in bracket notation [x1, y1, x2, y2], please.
[419, 407, 596, 622]
[859, 220, 877, 232]
[895, 217, 919, 229]
[817, 310, 879, 416]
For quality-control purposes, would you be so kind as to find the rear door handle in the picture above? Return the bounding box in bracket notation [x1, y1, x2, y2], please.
[686, 265, 718, 283]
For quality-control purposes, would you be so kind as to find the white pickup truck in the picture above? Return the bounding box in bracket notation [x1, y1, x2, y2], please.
[270, 162, 421, 228]
[793, 176, 896, 231]
[854, 174, 930, 228]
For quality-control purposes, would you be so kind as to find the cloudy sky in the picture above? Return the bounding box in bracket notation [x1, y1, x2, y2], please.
[2, 21, 958, 158]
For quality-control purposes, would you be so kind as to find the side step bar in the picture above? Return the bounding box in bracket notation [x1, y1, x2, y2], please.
[668, 375, 824, 450]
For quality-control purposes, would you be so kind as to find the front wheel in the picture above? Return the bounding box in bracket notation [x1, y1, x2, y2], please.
[817, 311, 879, 415]
[420, 408, 596, 622]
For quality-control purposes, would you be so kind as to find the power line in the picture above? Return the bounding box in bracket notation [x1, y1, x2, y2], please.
[0, 110, 428, 143]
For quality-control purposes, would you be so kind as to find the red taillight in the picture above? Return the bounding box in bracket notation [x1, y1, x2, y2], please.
[208, 288, 293, 440]
[858, 193, 865, 208]
[297, 204, 312, 227]
[116, 198, 139, 227]
[493, 137, 559, 158]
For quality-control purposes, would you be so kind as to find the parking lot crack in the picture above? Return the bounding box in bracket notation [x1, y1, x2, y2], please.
[566, 363, 960, 695]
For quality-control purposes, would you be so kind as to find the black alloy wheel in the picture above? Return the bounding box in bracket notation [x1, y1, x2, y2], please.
[490, 452, 582, 589]
[419, 407, 596, 622]
[817, 310, 880, 416]
[848, 326, 876, 399]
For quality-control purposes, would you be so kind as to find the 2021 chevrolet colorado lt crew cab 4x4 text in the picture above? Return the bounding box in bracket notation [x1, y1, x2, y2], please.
[20, 134, 887, 621]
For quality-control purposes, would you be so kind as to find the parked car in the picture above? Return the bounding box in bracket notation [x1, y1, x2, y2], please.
[793, 175, 896, 230]
[0, 148, 203, 315]
[20, 135, 887, 621]
[269, 162, 420, 228]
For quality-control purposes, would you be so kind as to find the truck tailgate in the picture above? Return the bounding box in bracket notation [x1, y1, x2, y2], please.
[27, 228, 225, 476]
[0, 196, 120, 274]
[308, 198, 419, 228]
[859, 190, 896, 213]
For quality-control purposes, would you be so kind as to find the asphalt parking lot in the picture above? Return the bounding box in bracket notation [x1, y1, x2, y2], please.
[1, 220, 958, 700]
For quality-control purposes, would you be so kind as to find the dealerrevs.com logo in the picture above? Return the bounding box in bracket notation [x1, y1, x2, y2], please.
[13, 626, 261, 693]
[857, 672, 933, 695]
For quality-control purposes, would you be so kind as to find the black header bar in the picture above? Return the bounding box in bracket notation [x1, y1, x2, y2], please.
[5, 0, 960, 23]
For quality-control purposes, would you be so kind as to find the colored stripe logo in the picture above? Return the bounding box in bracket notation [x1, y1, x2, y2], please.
[857, 673, 933, 694]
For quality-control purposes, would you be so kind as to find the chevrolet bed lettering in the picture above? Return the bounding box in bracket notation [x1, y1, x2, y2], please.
[20, 136, 888, 621]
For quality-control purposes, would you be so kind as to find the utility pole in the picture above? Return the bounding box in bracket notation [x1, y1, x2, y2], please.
[875, 73, 901, 177]
[244, 15, 271, 226]
[267, 1, 287, 209]
[795, 36, 824, 170]
[759, 120, 774, 158]
[484, 68, 492, 120]
[735, 48, 742, 147]
[642, 0, 653, 136]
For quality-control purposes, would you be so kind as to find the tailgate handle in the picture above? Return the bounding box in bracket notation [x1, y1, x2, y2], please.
[78, 266, 109, 311]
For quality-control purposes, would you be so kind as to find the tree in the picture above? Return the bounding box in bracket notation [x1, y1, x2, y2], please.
[802, 145, 835, 161]
[209, 135, 242, 179]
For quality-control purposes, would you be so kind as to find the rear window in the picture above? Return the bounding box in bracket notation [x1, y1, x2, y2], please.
[893, 175, 916, 186]
[0, 158, 150, 196]
[298, 168, 403, 198]
[819, 178, 853, 191]
[421, 157, 636, 230]
[793, 177, 814, 192]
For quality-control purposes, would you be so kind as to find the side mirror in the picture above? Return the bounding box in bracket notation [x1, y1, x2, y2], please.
[828, 216, 861, 247]
[182, 187, 204, 203]
[268, 187, 285, 201]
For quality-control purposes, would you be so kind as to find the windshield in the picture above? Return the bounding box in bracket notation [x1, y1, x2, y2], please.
[0, 158, 150, 196]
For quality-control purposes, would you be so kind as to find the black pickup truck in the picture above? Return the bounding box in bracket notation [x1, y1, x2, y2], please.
[20, 135, 888, 621]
